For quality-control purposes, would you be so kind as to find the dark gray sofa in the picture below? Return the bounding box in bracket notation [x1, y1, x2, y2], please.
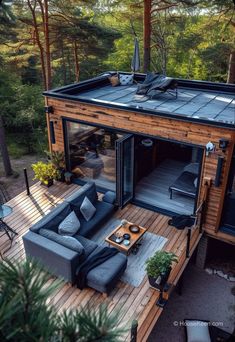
[23, 182, 127, 293]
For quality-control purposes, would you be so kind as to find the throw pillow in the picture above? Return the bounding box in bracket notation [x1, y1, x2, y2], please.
[119, 73, 134, 86]
[58, 210, 80, 236]
[185, 320, 211, 342]
[108, 74, 120, 87]
[80, 196, 96, 222]
[39, 229, 84, 255]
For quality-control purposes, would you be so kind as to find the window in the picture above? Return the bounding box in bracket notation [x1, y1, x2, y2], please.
[66, 121, 122, 191]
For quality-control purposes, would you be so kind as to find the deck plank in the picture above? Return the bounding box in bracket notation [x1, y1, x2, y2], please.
[0, 182, 201, 341]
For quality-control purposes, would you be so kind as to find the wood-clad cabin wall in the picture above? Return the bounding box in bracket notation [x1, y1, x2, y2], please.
[46, 97, 235, 244]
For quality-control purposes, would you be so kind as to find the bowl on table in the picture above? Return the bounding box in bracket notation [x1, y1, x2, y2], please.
[129, 225, 140, 233]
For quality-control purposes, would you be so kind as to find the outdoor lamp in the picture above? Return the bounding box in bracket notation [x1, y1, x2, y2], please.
[219, 138, 229, 152]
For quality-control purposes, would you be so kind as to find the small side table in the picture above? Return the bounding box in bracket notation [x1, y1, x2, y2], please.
[0, 205, 18, 251]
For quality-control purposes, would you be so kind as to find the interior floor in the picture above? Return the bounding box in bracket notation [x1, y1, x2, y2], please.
[134, 159, 195, 215]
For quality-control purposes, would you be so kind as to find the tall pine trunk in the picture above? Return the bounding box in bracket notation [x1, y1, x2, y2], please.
[0, 116, 12, 176]
[143, 0, 151, 73]
[227, 51, 235, 84]
[74, 41, 80, 82]
[44, 0, 51, 90]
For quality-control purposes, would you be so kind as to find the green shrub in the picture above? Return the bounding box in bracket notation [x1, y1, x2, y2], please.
[145, 251, 178, 278]
[32, 161, 58, 185]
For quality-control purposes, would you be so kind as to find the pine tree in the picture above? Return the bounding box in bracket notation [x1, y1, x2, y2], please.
[0, 258, 125, 341]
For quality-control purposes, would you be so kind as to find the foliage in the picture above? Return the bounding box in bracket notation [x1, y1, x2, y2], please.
[46, 150, 65, 169]
[0, 258, 59, 341]
[145, 251, 178, 278]
[32, 161, 59, 184]
[0, 258, 125, 341]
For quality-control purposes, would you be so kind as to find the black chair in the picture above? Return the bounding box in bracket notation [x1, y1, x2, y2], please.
[136, 73, 178, 99]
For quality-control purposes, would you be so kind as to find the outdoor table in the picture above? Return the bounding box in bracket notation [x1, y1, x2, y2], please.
[0, 205, 18, 250]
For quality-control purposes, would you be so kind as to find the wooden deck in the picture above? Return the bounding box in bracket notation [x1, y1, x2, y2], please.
[0, 182, 202, 341]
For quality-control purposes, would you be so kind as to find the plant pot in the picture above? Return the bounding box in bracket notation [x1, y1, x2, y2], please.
[56, 168, 65, 182]
[41, 179, 53, 187]
[148, 267, 171, 290]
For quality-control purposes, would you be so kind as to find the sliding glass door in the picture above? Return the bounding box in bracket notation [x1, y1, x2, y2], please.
[116, 134, 134, 208]
[65, 120, 123, 191]
[221, 149, 235, 234]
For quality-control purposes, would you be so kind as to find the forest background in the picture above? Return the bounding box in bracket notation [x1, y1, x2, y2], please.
[0, 0, 234, 163]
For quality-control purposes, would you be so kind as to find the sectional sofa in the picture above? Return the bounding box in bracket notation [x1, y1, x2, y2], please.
[22, 182, 127, 294]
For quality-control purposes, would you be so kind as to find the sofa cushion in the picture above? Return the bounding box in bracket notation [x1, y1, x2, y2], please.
[86, 246, 127, 294]
[30, 202, 71, 233]
[80, 196, 96, 222]
[65, 182, 98, 216]
[73, 235, 98, 258]
[58, 211, 80, 236]
[102, 191, 116, 205]
[39, 228, 84, 255]
[78, 200, 114, 237]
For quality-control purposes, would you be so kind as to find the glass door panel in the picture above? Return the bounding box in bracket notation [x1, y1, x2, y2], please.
[221, 150, 235, 233]
[116, 134, 134, 208]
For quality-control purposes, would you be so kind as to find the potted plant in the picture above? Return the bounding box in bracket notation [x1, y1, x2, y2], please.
[46, 151, 66, 182]
[145, 251, 178, 290]
[32, 161, 58, 187]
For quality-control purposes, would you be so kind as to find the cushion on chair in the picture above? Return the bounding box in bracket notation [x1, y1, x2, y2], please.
[184, 319, 211, 342]
[58, 211, 80, 236]
[119, 73, 134, 85]
[80, 196, 96, 222]
[39, 229, 84, 255]
[169, 171, 197, 197]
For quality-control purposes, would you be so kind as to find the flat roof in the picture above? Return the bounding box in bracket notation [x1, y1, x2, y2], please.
[44, 72, 235, 129]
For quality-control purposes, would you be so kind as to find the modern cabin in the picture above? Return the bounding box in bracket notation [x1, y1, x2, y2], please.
[43, 72, 235, 246]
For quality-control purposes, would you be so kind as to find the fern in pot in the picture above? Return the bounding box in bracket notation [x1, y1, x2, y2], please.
[145, 251, 178, 290]
[32, 161, 58, 187]
[46, 151, 66, 182]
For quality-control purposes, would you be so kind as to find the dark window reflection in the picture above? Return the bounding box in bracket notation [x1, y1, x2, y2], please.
[67, 121, 122, 190]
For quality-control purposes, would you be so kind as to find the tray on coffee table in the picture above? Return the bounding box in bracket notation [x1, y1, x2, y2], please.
[105, 221, 147, 254]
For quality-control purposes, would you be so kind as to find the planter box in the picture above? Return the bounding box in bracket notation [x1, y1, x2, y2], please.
[41, 179, 53, 187]
[148, 267, 171, 291]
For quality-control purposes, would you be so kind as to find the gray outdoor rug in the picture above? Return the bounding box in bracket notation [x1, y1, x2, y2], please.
[92, 218, 168, 287]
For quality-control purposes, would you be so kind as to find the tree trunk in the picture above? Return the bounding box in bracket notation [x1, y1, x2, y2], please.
[227, 51, 235, 84]
[44, 0, 51, 90]
[74, 41, 80, 82]
[143, 0, 152, 73]
[27, 0, 47, 90]
[0, 116, 12, 176]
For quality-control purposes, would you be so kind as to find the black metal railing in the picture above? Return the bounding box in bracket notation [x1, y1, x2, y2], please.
[24, 168, 30, 196]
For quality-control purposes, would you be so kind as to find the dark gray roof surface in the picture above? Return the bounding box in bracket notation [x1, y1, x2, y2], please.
[76, 84, 235, 126]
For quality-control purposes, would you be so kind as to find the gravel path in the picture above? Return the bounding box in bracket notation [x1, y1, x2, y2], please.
[0, 155, 46, 199]
[148, 263, 235, 342]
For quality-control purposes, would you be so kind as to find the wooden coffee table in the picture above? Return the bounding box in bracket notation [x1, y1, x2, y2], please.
[105, 221, 147, 255]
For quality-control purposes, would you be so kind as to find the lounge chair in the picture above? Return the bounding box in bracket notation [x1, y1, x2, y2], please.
[135, 72, 178, 100]
[184, 319, 234, 342]
[169, 171, 197, 199]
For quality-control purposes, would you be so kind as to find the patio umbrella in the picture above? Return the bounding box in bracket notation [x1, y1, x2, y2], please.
[131, 37, 140, 73]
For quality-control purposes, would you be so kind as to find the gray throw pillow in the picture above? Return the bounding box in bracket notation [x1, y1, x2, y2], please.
[39, 228, 84, 255]
[58, 211, 80, 236]
[80, 196, 96, 222]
